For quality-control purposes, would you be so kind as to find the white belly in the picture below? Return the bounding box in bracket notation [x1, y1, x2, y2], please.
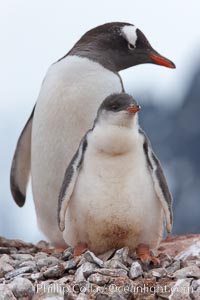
[64, 135, 163, 254]
[31, 56, 122, 245]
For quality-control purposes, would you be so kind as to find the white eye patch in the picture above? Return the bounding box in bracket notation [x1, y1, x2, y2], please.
[121, 25, 138, 48]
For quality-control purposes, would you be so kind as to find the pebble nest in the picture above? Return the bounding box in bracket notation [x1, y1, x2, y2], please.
[0, 235, 200, 300]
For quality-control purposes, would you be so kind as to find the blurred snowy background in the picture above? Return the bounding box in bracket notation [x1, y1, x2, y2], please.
[0, 0, 200, 243]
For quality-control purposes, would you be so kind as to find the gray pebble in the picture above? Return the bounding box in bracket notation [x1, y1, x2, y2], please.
[98, 249, 116, 262]
[34, 252, 48, 260]
[36, 256, 58, 271]
[166, 260, 181, 273]
[74, 262, 96, 282]
[0, 284, 17, 300]
[8, 277, 34, 299]
[84, 251, 104, 267]
[112, 248, 129, 265]
[77, 293, 89, 300]
[169, 278, 192, 300]
[62, 247, 73, 260]
[192, 286, 200, 300]
[31, 272, 44, 281]
[172, 265, 200, 279]
[129, 261, 143, 279]
[0, 262, 14, 278]
[5, 266, 34, 280]
[111, 292, 127, 300]
[95, 268, 127, 277]
[105, 259, 128, 271]
[158, 253, 173, 268]
[63, 257, 80, 271]
[43, 262, 64, 279]
[18, 260, 37, 269]
[150, 267, 167, 278]
[183, 259, 200, 268]
[0, 254, 14, 265]
[88, 273, 110, 285]
[175, 241, 200, 261]
[11, 253, 33, 261]
[95, 294, 111, 300]
[0, 247, 17, 255]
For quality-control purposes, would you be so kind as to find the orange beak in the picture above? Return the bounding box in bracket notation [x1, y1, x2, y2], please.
[126, 105, 141, 113]
[149, 53, 176, 68]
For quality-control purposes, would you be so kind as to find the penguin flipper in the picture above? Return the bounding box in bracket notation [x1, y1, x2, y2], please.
[58, 132, 89, 232]
[10, 106, 35, 207]
[140, 129, 173, 233]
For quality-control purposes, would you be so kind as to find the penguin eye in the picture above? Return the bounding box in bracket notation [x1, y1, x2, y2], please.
[111, 105, 118, 111]
[128, 43, 136, 50]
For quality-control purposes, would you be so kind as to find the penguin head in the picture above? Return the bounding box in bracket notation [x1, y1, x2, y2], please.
[97, 93, 141, 128]
[70, 22, 175, 72]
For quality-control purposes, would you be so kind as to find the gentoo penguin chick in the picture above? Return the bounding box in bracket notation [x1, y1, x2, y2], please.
[10, 22, 175, 247]
[58, 93, 173, 261]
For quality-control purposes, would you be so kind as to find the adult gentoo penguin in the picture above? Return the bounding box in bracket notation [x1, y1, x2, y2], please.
[58, 93, 173, 260]
[10, 22, 175, 246]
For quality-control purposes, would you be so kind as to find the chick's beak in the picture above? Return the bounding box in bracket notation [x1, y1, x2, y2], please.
[126, 105, 141, 113]
[149, 50, 176, 69]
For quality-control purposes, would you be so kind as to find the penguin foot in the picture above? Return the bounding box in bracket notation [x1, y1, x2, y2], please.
[73, 242, 88, 256]
[136, 243, 160, 265]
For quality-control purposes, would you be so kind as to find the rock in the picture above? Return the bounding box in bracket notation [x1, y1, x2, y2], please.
[77, 293, 89, 300]
[112, 248, 129, 265]
[157, 278, 176, 299]
[18, 260, 37, 271]
[62, 247, 73, 260]
[168, 278, 192, 300]
[88, 273, 110, 285]
[0, 284, 17, 300]
[172, 265, 200, 279]
[0, 262, 14, 278]
[139, 295, 156, 300]
[158, 252, 173, 268]
[82, 262, 96, 279]
[0, 254, 14, 264]
[74, 262, 96, 282]
[34, 252, 48, 260]
[129, 261, 143, 279]
[77, 257, 87, 267]
[8, 277, 35, 299]
[98, 249, 116, 262]
[11, 253, 33, 261]
[111, 292, 128, 299]
[175, 241, 200, 261]
[0, 237, 34, 249]
[0, 234, 200, 299]
[192, 286, 200, 300]
[95, 268, 128, 277]
[149, 267, 167, 278]
[0, 247, 16, 254]
[105, 259, 128, 271]
[191, 278, 200, 289]
[166, 260, 181, 273]
[95, 294, 111, 300]
[43, 262, 64, 279]
[74, 267, 85, 283]
[31, 272, 44, 281]
[63, 257, 80, 271]
[36, 256, 58, 271]
[183, 259, 200, 268]
[5, 266, 35, 280]
[84, 251, 104, 267]
[33, 283, 65, 299]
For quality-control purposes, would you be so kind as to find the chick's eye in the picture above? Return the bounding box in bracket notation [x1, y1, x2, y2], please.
[128, 43, 136, 50]
[111, 106, 118, 111]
